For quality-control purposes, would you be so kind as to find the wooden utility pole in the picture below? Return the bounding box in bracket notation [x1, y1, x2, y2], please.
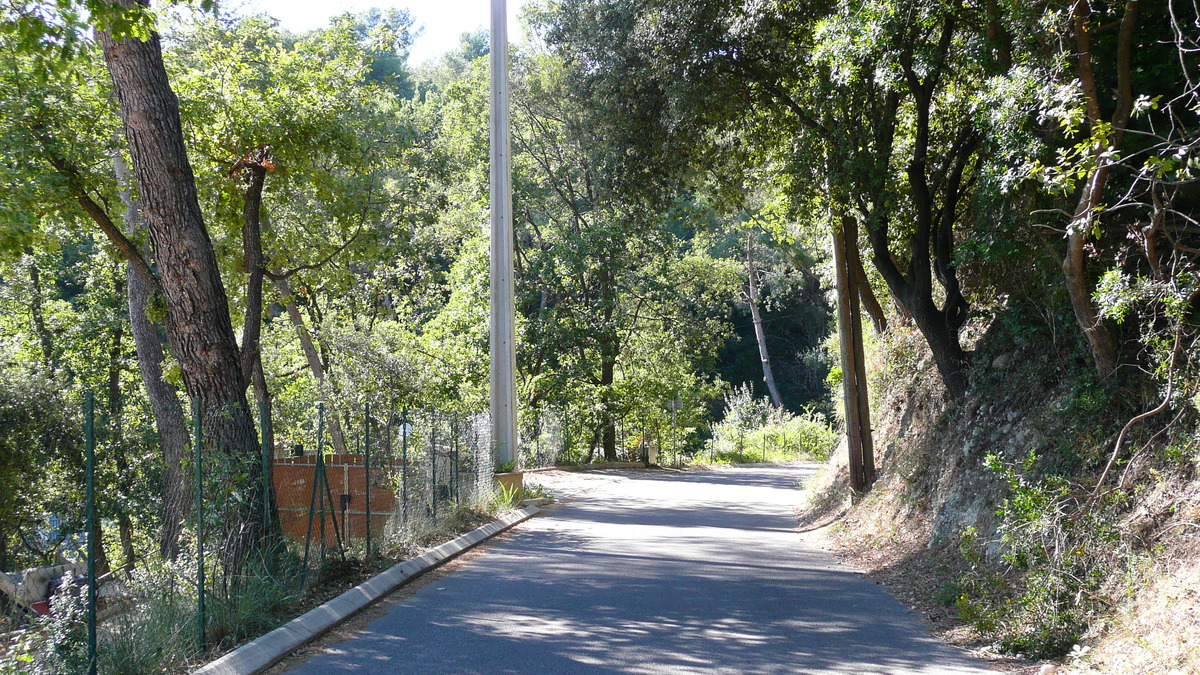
[489, 0, 518, 467]
[832, 214, 875, 492]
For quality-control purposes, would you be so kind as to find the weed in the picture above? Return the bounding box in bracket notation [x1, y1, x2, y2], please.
[522, 482, 551, 499]
[491, 482, 521, 509]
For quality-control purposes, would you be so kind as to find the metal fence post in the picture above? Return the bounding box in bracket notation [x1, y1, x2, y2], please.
[319, 450, 345, 561]
[260, 399, 270, 538]
[84, 392, 97, 675]
[302, 402, 324, 586]
[192, 397, 205, 654]
[453, 416, 461, 503]
[317, 451, 327, 567]
[401, 408, 408, 524]
[430, 411, 438, 520]
[364, 401, 371, 560]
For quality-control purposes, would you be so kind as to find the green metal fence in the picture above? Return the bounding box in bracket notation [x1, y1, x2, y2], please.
[0, 394, 500, 675]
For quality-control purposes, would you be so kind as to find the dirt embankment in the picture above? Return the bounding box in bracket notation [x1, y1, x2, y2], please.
[799, 328, 1200, 674]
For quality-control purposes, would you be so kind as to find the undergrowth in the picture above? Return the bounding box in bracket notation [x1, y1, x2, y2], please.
[693, 384, 837, 465]
[956, 450, 1127, 659]
[0, 482, 524, 675]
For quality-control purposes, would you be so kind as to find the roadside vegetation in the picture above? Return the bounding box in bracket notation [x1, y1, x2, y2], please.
[2, 0, 1198, 672]
[1, 490, 522, 675]
[690, 384, 838, 466]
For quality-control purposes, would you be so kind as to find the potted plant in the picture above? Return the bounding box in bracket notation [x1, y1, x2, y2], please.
[494, 460, 523, 500]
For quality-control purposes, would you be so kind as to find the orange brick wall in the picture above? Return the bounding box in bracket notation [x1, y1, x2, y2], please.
[273, 454, 410, 547]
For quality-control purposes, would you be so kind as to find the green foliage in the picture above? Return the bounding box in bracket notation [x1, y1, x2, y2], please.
[0, 578, 89, 675]
[0, 0, 1192, 669]
[700, 384, 838, 464]
[956, 452, 1124, 659]
[0, 367, 81, 570]
[491, 481, 521, 509]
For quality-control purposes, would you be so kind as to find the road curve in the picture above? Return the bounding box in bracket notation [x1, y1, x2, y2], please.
[283, 465, 994, 674]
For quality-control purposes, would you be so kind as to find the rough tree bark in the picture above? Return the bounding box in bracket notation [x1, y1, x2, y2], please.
[114, 152, 191, 560]
[746, 233, 784, 408]
[98, 3, 264, 572]
[1063, 0, 1139, 381]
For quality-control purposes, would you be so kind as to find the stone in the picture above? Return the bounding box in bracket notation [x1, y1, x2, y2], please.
[992, 352, 1016, 370]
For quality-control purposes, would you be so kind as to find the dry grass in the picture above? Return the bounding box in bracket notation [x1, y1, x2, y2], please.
[1063, 481, 1200, 675]
[803, 324, 1200, 673]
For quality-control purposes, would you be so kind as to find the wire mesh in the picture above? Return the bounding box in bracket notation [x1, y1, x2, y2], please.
[0, 396, 507, 675]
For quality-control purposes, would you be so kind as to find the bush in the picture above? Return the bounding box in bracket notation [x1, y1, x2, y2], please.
[955, 451, 1124, 659]
[0, 577, 89, 675]
[699, 384, 838, 464]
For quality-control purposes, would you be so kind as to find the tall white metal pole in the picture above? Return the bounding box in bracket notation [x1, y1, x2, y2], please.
[489, 0, 517, 467]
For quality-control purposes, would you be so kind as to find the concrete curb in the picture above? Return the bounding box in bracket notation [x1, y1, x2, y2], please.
[192, 505, 541, 675]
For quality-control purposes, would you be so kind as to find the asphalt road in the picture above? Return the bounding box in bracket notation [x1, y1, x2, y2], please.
[284, 465, 994, 674]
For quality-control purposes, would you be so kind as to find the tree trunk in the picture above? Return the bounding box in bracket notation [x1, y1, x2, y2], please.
[98, 8, 264, 572]
[89, 520, 111, 578]
[105, 272, 137, 576]
[599, 353, 618, 462]
[25, 256, 57, 371]
[746, 233, 784, 408]
[597, 265, 619, 463]
[238, 160, 267, 390]
[849, 241, 887, 334]
[1062, 0, 1140, 382]
[236, 161, 281, 533]
[852, 8, 974, 400]
[910, 295, 971, 398]
[269, 276, 350, 454]
[115, 152, 192, 560]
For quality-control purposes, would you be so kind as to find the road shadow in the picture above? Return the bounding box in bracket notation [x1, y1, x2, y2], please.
[286, 466, 993, 675]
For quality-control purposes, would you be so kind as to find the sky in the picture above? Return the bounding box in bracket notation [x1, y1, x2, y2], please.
[244, 0, 528, 65]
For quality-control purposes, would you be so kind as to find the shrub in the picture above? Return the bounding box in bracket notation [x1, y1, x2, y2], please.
[956, 451, 1124, 659]
[700, 384, 838, 464]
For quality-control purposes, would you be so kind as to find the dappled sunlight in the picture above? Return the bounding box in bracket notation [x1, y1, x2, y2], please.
[286, 467, 991, 675]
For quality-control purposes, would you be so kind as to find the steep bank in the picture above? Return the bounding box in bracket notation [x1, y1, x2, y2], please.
[800, 323, 1200, 673]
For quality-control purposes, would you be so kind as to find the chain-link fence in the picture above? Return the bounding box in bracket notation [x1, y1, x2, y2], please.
[0, 394, 504, 675]
[1, 392, 698, 674]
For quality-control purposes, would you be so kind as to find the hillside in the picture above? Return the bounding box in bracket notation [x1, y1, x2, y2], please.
[802, 320, 1200, 673]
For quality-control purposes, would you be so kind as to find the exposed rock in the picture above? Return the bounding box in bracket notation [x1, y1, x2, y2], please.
[991, 352, 1016, 370]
